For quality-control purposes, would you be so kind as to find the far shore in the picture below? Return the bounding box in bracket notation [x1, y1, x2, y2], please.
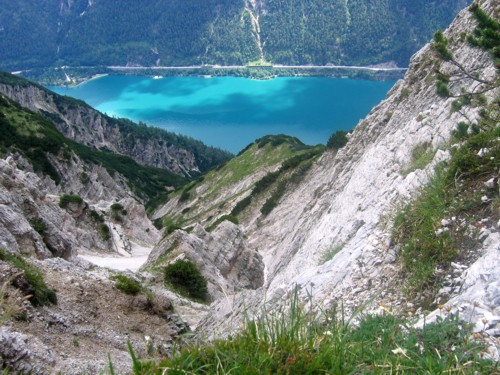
[71, 73, 109, 87]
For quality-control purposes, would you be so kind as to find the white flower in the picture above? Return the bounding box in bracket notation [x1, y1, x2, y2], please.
[392, 346, 409, 358]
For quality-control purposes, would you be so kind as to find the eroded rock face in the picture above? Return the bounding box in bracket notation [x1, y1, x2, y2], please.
[197, 0, 500, 345]
[0, 150, 158, 259]
[145, 221, 264, 299]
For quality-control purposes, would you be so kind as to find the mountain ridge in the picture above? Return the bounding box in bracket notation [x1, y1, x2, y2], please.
[0, 0, 468, 70]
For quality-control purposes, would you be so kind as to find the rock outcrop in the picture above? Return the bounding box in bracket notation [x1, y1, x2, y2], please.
[144, 221, 264, 300]
[0, 150, 158, 259]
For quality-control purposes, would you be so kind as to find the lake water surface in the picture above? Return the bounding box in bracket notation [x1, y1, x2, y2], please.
[49, 76, 394, 153]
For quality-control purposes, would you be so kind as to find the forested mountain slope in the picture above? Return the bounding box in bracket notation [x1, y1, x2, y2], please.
[0, 72, 232, 177]
[0, 0, 467, 70]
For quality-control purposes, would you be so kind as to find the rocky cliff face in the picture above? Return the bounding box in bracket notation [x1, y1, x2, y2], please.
[147, 0, 498, 356]
[144, 222, 264, 301]
[0, 150, 159, 260]
[0, 79, 230, 177]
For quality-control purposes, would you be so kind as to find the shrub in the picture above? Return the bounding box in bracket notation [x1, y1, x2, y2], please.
[452, 121, 470, 140]
[59, 194, 83, 208]
[164, 259, 208, 301]
[100, 223, 111, 241]
[29, 218, 47, 234]
[327, 130, 349, 149]
[231, 196, 252, 216]
[89, 209, 105, 223]
[261, 181, 287, 216]
[110, 274, 142, 295]
[153, 218, 164, 230]
[179, 190, 191, 203]
[110, 203, 124, 211]
[0, 248, 57, 306]
[436, 80, 451, 97]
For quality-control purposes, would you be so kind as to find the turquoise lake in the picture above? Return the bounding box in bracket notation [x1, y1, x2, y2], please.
[49, 76, 395, 153]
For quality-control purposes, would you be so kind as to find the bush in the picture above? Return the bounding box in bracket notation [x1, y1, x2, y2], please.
[164, 259, 208, 301]
[100, 223, 111, 241]
[179, 190, 191, 203]
[89, 209, 105, 223]
[436, 80, 451, 97]
[326, 130, 349, 149]
[59, 194, 83, 208]
[0, 248, 57, 306]
[110, 274, 142, 295]
[110, 203, 124, 211]
[29, 218, 47, 234]
[231, 196, 252, 216]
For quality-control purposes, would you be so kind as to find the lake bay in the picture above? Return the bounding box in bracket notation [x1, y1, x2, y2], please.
[49, 75, 395, 153]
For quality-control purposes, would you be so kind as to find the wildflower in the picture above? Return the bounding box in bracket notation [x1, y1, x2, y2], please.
[286, 356, 297, 364]
[392, 347, 410, 358]
[379, 303, 391, 314]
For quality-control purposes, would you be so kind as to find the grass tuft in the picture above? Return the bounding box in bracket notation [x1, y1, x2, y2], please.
[0, 248, 57, 307]
[110, 274, 143, 295]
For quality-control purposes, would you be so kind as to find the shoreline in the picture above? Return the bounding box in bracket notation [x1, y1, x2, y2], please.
[107, 64, 408, 72]
[24, 65, 405, 86]
[71, 73, 109, 87]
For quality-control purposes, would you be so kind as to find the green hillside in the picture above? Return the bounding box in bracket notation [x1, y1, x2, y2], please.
[0, 0, 467, 70]
[155, 135, 325, 233]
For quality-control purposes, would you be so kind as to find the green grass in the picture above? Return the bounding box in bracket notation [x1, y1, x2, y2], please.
[319, 244, 344, 265]
[123, 290, 496, 374]
[163, 136, 321, 228]
[393, 121, 499, 301]
[401, 142, 436, 176]
[110, 274, 143, 295]
[0, 248, 57, 307]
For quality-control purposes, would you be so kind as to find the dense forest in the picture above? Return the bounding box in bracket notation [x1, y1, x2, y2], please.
[0, 0, 468, 70]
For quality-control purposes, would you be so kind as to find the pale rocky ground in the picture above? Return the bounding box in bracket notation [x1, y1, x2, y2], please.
[1, 257, 182, 374]
[151, 0, 499, 359]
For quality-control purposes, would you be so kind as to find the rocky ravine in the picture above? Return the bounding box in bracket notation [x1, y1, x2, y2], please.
[0, 151, 159, 261]
[149, 0, 499, 358]
[0, 129, 178, 372]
